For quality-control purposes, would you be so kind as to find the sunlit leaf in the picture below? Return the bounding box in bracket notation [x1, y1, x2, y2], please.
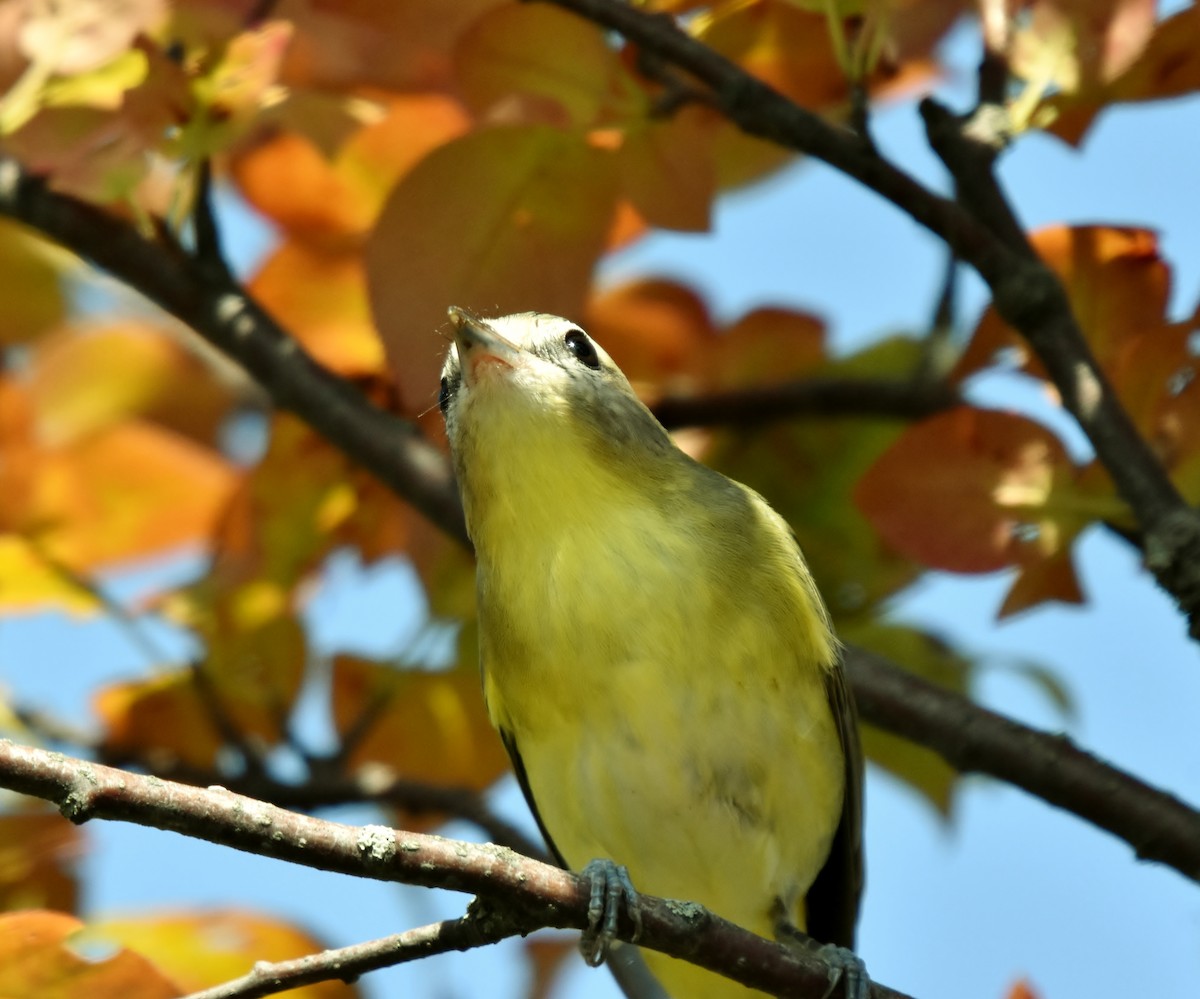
[954, 225, 1171, 382]
[0, 812, 83, 914]
[332, 657, 509, 792]
[366, 125, 619, 410]
[855, 407, 1104, 582]
[1012, 0, 1155, 95]
[455, 4, 635, 127]
[233, 94, 470, 244]
[0, 536, 100, 616]
[27, 322, 238, 446]
[17, 0, 166, 76]
[249, 242, 386, 376]
[95, 911, 357, 998]
[30, 420, 236, 571]
[1039, 5, 1200, 144]
[0, 910, 178, 999]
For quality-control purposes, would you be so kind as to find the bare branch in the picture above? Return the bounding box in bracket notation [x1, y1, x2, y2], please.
[0, 740, 912, 999]
[653, 376, 959, 429]
[846, 646, 1200, 882]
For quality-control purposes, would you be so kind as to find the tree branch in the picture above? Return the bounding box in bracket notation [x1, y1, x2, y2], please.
[536, 0, 1200, 638]
[652, 376, 959, 429]
[0, 740, 912, 999]
[845, 646, 1200, 882]
[0, 158, 469, 548]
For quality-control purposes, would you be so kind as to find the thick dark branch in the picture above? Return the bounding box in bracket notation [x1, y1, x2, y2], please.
[538, 0, 1200, 637]
[0, 158, 468, 548]
[0, 740, 911, 999]
[846, 646, 1200, 882]
[653, 376, 959, 429]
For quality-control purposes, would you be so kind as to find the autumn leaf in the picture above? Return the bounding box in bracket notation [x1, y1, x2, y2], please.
[95, 911, 357, 998]
[1038, 5, 1200, 144]
[954, 225, 1171, 382]
[0, 910, 179, 999]
[0, 811, 83, 914]
[855, 407, 1081, 573]
[366, 125, 620, 410]
[455, 3, 636, 127]
[332, 657, 510, 794]
[232, 94, 470, 246]
[27, 322, 239, 446]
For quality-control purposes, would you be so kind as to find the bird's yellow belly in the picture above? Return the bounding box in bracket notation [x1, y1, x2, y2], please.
[487, 611, 843, 997]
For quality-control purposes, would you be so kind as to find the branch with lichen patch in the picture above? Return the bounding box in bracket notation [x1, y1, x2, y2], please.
[0, 740, 910, 999]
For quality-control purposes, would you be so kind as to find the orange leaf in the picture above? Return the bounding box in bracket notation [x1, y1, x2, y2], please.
[0, 812, 83, 914]
[618, 105, 716, 232]
[232, 94, 470, 244]
[30, 420, 236, 571]
[855, 407, 1076, 573]
[1005, 979, 1044, 999]
[955, 225, 1171, 381]
[332, 658, 510, 792]
[0, 910, 179, 999]
[232, 132, 368, 243]
[27, 322, 237, 446]
[366, 125, 619, 411]
[585, 278, 717, 391]
[249, 243, 385, 376]
[998, 546, 1085, 618]
[95, 651, 302, 769]
[95, 911, 356, 998]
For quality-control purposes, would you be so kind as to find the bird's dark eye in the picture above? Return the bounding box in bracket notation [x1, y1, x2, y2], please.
[438, 376, 451, 414]
[564, 329, 601, 370]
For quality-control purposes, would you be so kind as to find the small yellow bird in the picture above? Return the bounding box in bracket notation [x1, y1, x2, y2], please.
[439, 307, 864, 998]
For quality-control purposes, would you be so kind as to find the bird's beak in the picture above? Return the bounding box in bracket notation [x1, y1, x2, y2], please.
[448, 306, 521, 385]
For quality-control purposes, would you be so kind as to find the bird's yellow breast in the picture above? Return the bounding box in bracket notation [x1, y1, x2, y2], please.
[471, 441, 843, 997]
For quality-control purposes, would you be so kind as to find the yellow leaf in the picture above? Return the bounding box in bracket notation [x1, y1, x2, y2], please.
[0, 219, 71, 345]
[0, 910, 178, 999]
[95, 911, 357, 998]
[27, 322, 237, 446]
[333, 658, 510, 793]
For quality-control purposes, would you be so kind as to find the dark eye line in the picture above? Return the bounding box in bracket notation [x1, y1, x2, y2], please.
[438, 376, 451, 413]
[564, 329, 601, 370]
